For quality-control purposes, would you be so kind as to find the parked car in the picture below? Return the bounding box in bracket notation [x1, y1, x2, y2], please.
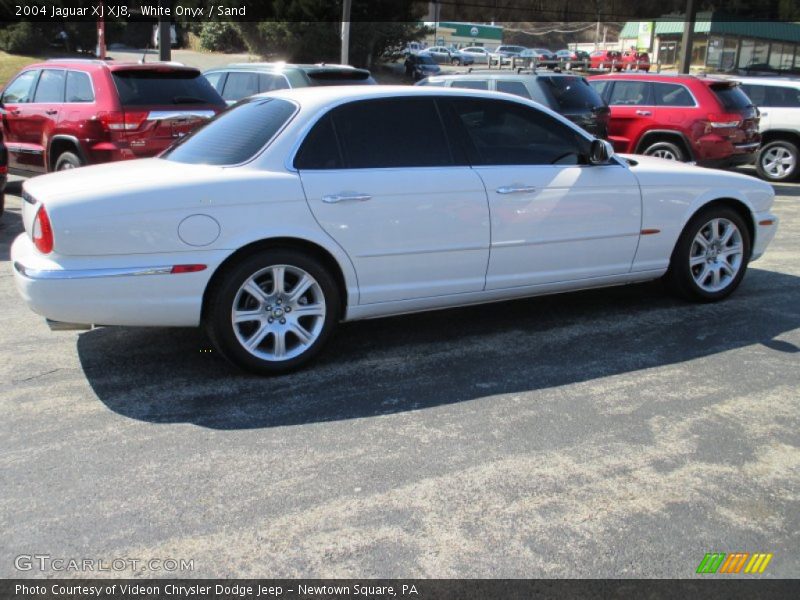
[203, 63, 376, 105]
[736, 76, 800, 182]
[621, 50, 651, 72]
[590, 50, 623, 70]
[404, 54, 441, 80]
[588, 73, 760, 167]
[493, 45, 527, 64]
[417, 72, 610, 138]
[459, 46, 493, 64]
[419, 46, 475, 66]
[0, 59, 225, 175]
[11, 86, 778, 374]
[519, 48, 558, 69]
[0, 136, 6, 219]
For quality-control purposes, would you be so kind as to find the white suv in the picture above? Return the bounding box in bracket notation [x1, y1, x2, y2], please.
[736, 77, 800, 182]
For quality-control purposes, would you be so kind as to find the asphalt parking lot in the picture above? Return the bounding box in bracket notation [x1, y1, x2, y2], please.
[1, 175, 798, 578]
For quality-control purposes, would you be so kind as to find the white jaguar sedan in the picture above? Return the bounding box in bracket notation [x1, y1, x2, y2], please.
[11, 86, 779, 374]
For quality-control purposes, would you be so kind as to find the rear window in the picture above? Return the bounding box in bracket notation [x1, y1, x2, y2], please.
[112, 69, 224, 107]
[306, 70, 375, 86]
[710, 84, 753, 110]
[163, 97, 295, 165]
[542, 77, 604, 110]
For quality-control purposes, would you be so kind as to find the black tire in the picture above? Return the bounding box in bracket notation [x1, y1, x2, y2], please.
[665, 206, 751, 302]
[205, 249, 341, 375]
[642, 140, 687, 162]
[54, 151, 83, 171]
[755, 139, 799, 182]
[451, 58, 461, 66]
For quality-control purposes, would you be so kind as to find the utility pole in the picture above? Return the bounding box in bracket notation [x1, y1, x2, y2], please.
[678, 0, 697, 74]
[97, 1, 106, 59]
[341, 0, 352, 65]
[158, 0, 172, 62]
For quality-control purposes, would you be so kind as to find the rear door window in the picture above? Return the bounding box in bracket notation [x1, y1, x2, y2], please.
[766, 85, 800, 107]
[65, 71, 94, 102]
[203, 71, 225, 93]
[652, 82, 695, 107]
[496, 80, 532, 99]
[608, 81, 653, 106]
[33, 69, 65, 103]
[258, 73, 289, 92]
[2, 70, 39, 103]
[327, 97, 453, 169]
[450, 80, 489, 90]
[112, 69, 223, 106]
[163, 97, 296, 165]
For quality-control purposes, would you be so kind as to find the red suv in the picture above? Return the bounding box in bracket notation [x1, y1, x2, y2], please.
[0, 59, 225, 175]
[588, 73, 760, 167]
[621, 50, 650, 72]
[590, 50, 623, 70]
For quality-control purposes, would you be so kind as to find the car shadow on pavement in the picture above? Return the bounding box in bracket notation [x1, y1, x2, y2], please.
[77, 268, 800, 430]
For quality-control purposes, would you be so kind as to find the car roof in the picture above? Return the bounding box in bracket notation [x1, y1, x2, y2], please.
[729, 76, 800, 86]
[208, 62, 365, 74]
[33, 59, 200, 73]
[425, 71, 583, 80]
[588, 72, 726, 85]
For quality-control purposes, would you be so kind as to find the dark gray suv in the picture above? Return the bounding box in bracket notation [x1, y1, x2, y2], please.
[417, 70, 609, 138]
[203, 63, 376, 105]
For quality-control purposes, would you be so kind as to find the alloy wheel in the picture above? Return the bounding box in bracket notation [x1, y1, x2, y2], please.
[761, 145, 796, 179]
[689, 218, 744, 293]
[231, 265, 326, 362]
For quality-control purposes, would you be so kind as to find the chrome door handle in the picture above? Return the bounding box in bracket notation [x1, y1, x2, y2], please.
[635, 110, 652, 116]
[322, 193, 372, 204]
[496, 185, 537, 195]
[45, 109, 58, 115]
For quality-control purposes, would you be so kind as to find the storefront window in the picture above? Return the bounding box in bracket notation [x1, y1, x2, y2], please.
[692, 38, 708, 65]
[706, 36, 723, 67]
[722, 37, 738, 69]
[738, 39, 754, 68]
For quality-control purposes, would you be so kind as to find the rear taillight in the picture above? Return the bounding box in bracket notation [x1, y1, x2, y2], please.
[705, 113, 742, 130]
[97, 111, 149, 132]
[0, 165, 7, 175]
[32, 205, 54, 254]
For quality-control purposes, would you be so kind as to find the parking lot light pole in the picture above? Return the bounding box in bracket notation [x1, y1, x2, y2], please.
[341, 0, 351, 65]
[159, 0, 172, 62]
[679, 0, 697, 74]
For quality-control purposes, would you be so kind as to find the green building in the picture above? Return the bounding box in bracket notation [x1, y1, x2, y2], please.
[620, 14, 800, 72]
[424, 22, 503, 49]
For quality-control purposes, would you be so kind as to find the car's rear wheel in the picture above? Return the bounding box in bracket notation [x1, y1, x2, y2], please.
[665, 206, 751, 302]
[756, 140, 798, 182]
[54, 151, 83, 171]
[206, 249, 341, 375]
[642, 140, 686, 162]
[451, 57, 461, 66]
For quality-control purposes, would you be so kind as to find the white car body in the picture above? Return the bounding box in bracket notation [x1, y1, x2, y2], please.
[460, 47, 493, 64]
[12, 86, 778, 333]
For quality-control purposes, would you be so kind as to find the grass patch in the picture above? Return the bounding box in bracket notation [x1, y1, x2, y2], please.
[0, 52, 41, 87]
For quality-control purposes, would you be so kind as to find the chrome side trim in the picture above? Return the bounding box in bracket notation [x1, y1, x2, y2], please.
[14, 262, 174, 280]
[147, 110, 216, 120]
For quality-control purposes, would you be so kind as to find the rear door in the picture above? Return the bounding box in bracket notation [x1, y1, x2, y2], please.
[296, 97, 491, 304]
[29, 68, 67, 172]
[603, 79, 656, 152]
[109, 68, 225, 157]
[1, 69, 41, 171]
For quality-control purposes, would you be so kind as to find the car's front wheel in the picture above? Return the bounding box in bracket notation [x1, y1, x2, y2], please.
[665, 206, 751, 302]
[756, 140, 798, 182]
[451, 57, 461, 66]
[206, 249, 341, 374]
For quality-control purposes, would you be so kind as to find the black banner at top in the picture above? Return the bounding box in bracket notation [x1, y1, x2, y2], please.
[0, 0, 793, 23]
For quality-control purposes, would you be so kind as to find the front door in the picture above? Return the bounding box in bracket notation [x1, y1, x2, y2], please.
[444, 96, 642, 289]
[296, 97, 491, 305]
[1, 69, 41, 172]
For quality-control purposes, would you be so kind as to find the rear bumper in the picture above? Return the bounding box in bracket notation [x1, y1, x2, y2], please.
[10, 233, 226, 327]
[697, 150, 758, 169]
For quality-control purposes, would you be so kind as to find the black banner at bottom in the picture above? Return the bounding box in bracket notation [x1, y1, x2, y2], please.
[2, 580, 800, 600]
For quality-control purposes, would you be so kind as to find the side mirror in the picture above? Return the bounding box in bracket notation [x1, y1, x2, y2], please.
[589, 139, 614, 165]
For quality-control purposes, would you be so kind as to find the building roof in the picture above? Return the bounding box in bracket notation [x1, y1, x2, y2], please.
[621, 14, 800, 44]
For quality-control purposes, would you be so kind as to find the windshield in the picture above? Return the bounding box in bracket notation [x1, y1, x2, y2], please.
[542, 77, 605, 111]
[307, 70, 376, 86]
[162, 97, 296, 165]
[111, 70, 224, 106]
